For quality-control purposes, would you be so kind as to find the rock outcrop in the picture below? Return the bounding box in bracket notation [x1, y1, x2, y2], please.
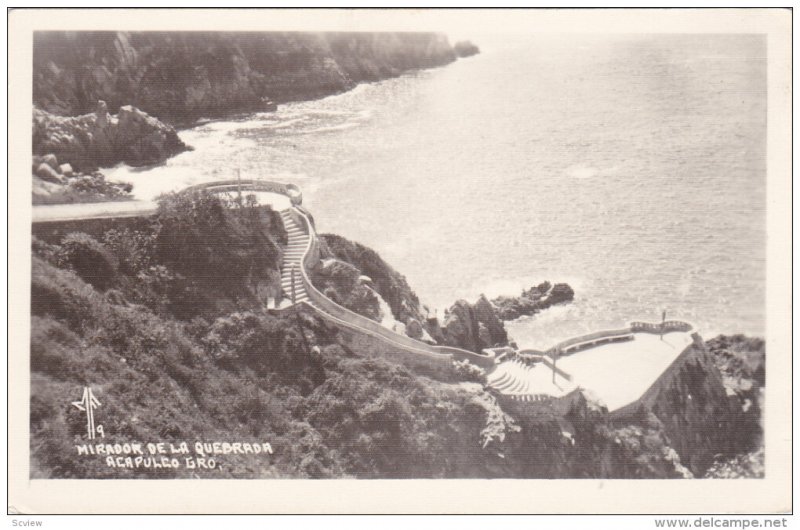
[638, 341, 754, 476]
[442, 295, 508, 353]
[318, 233, 432, 333]
[31, 152, 133, 205]
[33, 102, 188, 172]
[492, 281, 575, 321]
[311, 258, 383, 323]
[33, 31, 461, 121]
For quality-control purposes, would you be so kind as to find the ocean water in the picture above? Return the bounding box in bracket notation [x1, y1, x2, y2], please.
[107, 34, 767, 348]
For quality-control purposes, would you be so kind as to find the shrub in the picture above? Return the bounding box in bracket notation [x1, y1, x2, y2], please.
[31, 256, 101, 330]
[452, 359, 485, 382]
[152, 190, 282, 315]
[31, 236, 60, 264]
[56, 232, 118, 290]
[102, 228, 156, 275]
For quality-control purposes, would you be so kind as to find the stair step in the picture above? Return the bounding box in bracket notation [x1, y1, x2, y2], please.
[508, 378, 526, 393]
[495, 377, 515, 391]
[489, 370, 511, 386]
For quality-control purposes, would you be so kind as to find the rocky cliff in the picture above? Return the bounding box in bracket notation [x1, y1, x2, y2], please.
[33, 102, 188, 171]
[33, 31, 459, 121]
[442, 295, 509, 352]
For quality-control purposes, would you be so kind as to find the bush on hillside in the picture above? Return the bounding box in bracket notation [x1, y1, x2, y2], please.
[152, 190, 284, 317]
[56, 232, 118, 290]
[102, 228, 156, 275]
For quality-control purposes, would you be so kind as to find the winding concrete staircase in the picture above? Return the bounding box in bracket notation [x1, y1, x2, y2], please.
[279, 209, 311, 306]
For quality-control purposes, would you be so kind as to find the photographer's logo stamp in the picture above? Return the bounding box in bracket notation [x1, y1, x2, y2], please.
[71, 387, 103, 439]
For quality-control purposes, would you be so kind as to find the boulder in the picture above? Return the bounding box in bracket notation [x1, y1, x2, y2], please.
[59, 163, 74, 177]
[32, 175, 65, 200]
[547, 283, 575, 305]
[35, 162, 62, 183]
[405, 318, 424, 340]
[41, 153, 59, 170]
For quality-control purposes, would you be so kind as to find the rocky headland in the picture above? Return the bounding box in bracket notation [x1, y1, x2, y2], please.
[32, 31, 477, 204]
[33, 101, 188, 171]
[33, 31, 465, 122]
[32, 101, 188, 204]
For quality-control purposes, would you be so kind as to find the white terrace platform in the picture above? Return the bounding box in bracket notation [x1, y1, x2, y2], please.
[557, 330, 693, 411]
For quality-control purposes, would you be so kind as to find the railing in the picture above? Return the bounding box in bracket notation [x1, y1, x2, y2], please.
[289, 206, 496, 367]
[547, 327, 634, 355]
[630, 320, 693, 334]
[510, 393, 555, 402]
[184, 179, 302, 205]
[545, 320, 694, 356]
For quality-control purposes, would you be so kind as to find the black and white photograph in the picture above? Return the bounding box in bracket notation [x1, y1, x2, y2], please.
[8, 7, 792, 515]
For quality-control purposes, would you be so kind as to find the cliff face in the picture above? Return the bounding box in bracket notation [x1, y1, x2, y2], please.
[318, 233, 430, 329]
[33, 31, 458, 121]
[642, 342, 753, 476]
